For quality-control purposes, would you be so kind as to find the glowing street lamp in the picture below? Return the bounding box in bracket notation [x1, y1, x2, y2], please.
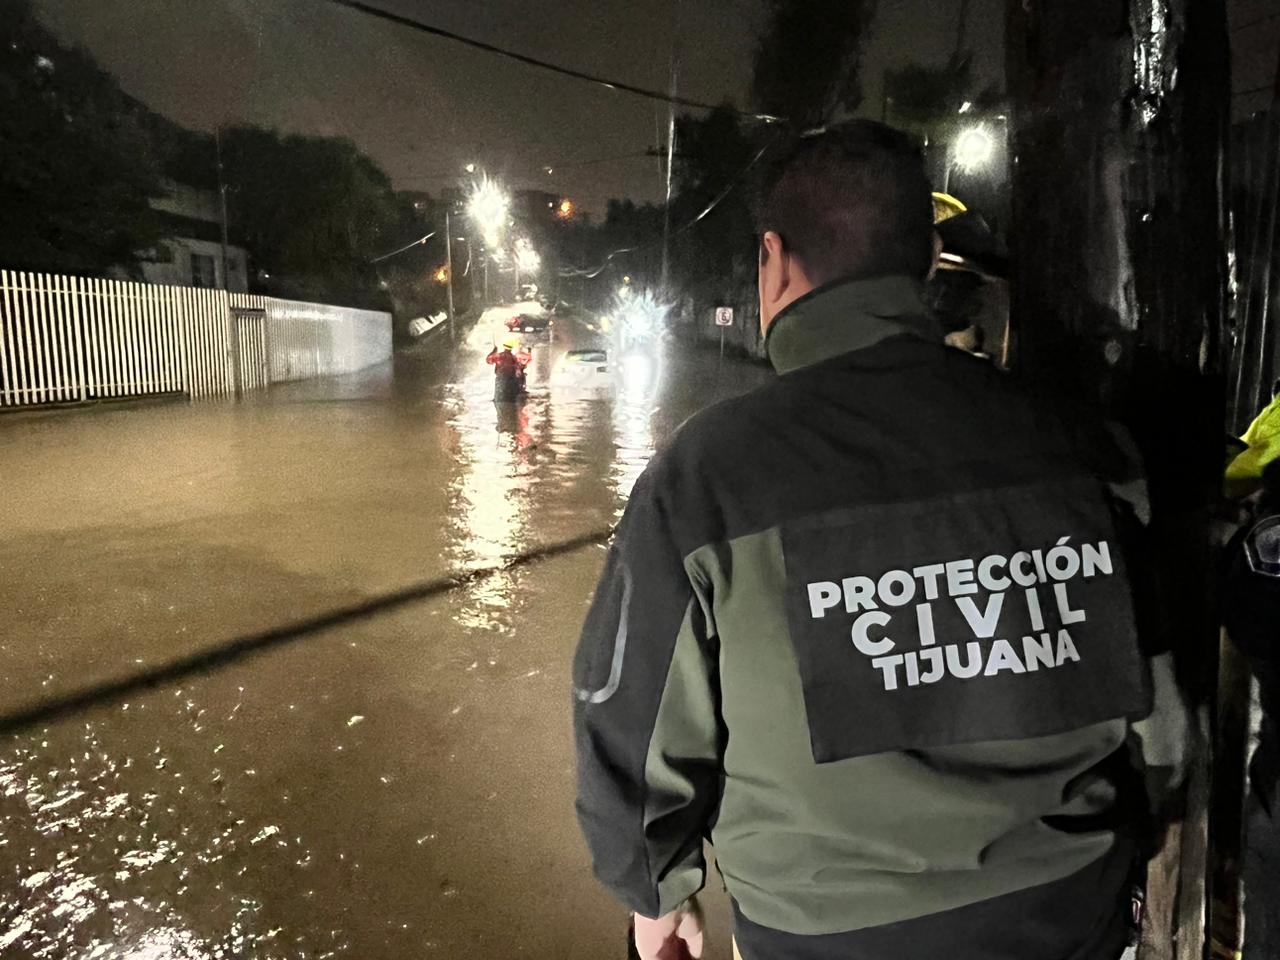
[556, 197, 575, 220]
[945, 126, 995, 192]
[467, 176, 510, 249]
[955, 126, 994, 170]
[612, 288, 669, 350]
[513, 238, 541, 293]
[514, 238, 541, 275]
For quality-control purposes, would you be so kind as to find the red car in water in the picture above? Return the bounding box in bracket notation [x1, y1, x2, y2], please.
[505, 313, 552, 335]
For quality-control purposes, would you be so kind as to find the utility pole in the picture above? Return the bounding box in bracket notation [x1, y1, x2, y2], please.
[215, 129, 231, 291]
[1006, 2, 1229, 957]
[445, 209, 456, 345]
[660, 3, 679, 294]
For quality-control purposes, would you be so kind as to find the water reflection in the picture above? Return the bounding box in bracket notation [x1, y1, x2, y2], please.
[0, 704, 336, 960]
[611, 344, 661, 510]
[611, 398, 655, 513]
[442, 315, 572, 633]
[0, 307, 748, 959]
[443, 310, 664, 624]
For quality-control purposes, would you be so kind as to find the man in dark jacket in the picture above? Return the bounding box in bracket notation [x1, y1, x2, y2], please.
[1222, 456, 1280, 958]
[573, 121, 1186, 960]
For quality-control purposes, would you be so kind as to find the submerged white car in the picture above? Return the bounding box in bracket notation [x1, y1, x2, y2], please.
[550, 349, 614, 393]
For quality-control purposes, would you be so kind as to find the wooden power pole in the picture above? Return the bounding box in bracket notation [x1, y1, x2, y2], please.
[1005, 2, 1231, 958]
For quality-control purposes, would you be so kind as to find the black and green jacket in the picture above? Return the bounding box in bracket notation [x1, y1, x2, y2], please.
[573, 276, 1186, 959]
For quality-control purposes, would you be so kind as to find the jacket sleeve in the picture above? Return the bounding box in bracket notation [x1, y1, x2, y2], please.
[572, 466, 723, 919]
[1101, 426, 1191, 808]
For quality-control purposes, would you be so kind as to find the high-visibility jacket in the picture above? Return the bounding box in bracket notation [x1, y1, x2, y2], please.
[1226, 392, 1280, 498]
[486, 347, 530, 377]
[573, 275, 1186, 960]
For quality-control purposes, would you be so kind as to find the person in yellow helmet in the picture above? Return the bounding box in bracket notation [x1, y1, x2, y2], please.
[486, 335, 531, 402]
[1222, 381, 1280, 960]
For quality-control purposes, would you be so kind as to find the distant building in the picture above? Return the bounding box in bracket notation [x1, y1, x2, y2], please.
[140, 182, 249, 292]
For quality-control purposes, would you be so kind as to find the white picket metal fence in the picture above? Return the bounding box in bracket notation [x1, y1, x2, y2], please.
[0, 271, 392, 408]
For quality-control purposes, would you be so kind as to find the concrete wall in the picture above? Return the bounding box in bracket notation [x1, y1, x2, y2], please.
[263, 297, 393, 377]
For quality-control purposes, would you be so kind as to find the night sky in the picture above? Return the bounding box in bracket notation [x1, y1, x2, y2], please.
[32, 0, 1005, 216]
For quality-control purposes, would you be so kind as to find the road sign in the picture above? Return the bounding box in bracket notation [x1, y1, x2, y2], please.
[715, 307, 734, 327]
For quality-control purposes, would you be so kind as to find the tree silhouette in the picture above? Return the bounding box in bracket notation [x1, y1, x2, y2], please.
[0, 0, 164, 276]
[217, 127, 407, 309]
[751, 0, 876, 127]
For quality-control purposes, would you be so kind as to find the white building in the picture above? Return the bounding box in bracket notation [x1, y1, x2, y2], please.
[140, 182, 249, 292]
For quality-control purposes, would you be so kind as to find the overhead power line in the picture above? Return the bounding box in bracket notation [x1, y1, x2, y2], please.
[326, 0, 786, 124]
[0, 527, 616, 737]
[560, 138, 777, 279]
[370, 230, 436, 263]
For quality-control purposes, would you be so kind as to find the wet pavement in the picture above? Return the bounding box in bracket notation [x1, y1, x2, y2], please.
[0, 306, 772, 959]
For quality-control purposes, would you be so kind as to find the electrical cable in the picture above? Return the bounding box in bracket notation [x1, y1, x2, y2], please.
[370, 230, 436, 263]
[0, 527, 615, 736]
[559, 138, 777, 279]
[326, 0, 786, 124]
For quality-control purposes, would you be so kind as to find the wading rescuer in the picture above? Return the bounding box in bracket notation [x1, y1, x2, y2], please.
[486, 336, 530, 402]
[572, 121, 1188, 960]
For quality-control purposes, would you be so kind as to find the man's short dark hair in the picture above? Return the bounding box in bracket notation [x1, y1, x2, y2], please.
[756, 121, 935, 285]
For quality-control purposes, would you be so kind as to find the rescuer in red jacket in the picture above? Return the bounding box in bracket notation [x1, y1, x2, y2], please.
[487, 336, 531, 402]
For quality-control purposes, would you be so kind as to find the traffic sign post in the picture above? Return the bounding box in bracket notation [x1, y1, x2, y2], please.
[715, 307, 733, 366]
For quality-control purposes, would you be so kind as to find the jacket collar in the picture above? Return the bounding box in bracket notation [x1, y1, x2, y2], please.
[765, 274, 942, 376]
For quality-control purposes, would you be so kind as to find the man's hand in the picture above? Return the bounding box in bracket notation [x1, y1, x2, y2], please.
[633, 900, 705, 960]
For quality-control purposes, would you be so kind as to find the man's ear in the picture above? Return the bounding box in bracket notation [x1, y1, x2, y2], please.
[760, 230, 789, 304]
[927, 231, 944, 281]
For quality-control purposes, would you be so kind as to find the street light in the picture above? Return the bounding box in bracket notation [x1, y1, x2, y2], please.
[945, 125, 995, 193]
[513, 237, 540, 293]
[612, 288, 668, 353]
[467, 176, 510, 250]
[514, 238, 541, 275]
[556, 198, 575, 220]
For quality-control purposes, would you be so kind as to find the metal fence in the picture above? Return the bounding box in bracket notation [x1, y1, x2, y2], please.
[0, 271, 391, 408]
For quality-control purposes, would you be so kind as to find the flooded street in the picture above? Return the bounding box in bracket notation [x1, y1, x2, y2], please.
[0, 309, 771, 959]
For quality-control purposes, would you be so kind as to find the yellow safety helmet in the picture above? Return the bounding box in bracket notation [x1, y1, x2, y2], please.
[932, 192, 968, 225]
[502, 336, 520, 350]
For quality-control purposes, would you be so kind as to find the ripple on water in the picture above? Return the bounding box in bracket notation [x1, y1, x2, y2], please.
[0, 709, 341, 959]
